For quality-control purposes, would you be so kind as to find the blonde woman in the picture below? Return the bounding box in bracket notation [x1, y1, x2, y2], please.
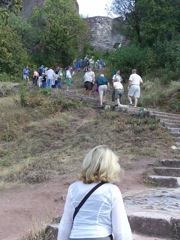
[57, 145, 132, 240]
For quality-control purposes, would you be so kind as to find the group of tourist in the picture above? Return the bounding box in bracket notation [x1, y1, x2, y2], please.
[83, 66, 143, 108]
[73, 55, 105, 72]
[23, 65, 73, 91]
[23, 64, 143, 107]
[23, 64, 143, 240]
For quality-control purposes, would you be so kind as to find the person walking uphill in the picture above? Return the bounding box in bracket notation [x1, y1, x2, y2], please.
[112, 70, 123, 102]
[113, 78, 124, 107]
[95, 74, 110, 107]
[128, 69, 143, 107]
[83, 66, 95, 97]
[57, 145, 132, 240]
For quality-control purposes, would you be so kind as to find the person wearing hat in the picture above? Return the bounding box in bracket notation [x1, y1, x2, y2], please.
[95, 74, 110, 107]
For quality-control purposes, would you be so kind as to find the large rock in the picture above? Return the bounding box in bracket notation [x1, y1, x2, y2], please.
[85, 16, 127, 51]
[128, 212, 180, 238]
[20, 0, 79, 19]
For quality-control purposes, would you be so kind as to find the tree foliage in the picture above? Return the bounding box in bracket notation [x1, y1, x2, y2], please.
[0, 0, 22, 23]
[0, 25, 30, 76]
[28, 0, 88, 67]
[110, 0, 180, 46]
[109, 0, 180, 82]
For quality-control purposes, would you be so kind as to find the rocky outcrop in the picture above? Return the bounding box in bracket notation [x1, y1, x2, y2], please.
[20, 0, 46, 19]
[20, 0, 79, 19]
[85, 16, 127, 51]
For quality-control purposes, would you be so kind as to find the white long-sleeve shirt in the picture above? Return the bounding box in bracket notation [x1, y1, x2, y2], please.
[66, 70, 72, 79]
[57, 181, 132, 240]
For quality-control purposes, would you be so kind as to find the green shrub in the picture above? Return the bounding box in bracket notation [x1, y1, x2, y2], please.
[108, 44, 155, 78]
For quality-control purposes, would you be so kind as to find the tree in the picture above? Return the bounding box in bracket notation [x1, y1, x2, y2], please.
[29, 0, 88, 67]
[110, 0, 180, 46]
[0, 0, 22, 22]
[0, 25, 30, 76]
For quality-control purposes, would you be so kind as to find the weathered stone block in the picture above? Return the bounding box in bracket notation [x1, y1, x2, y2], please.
[128, 212, 173, 238]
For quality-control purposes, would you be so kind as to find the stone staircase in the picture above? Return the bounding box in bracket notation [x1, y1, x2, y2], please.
[147, 159, 180, 188]
[149, 110, 180, 150]
[59, 90, 180, 153]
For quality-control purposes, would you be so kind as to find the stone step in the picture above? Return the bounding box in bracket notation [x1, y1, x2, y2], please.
[167, 127, 180, 134]
[160, 122, 180, 128]
[148, 175, 180, 188]
[128, 212, 180, 239]
[171, 133, 180, 138]
[159, 159, 180, 168]
[45, 224, 58, 240]
[154, 167, 180, 177]
[45, 221, 175, 240]
[174, 137, 180, 142]
[151, 111, 180, 119]
[133, 233, 170, 240]
[151, 110, 180, 117]
[160, 118, 180, 124]
[154, 115, 180, 121]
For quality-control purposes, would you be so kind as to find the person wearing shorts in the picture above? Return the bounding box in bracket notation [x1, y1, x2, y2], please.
[83, 66, 95, 97]
[128, 69, 143, 107]
[112, 70, 123, 101]
[113, 79, 124, 107]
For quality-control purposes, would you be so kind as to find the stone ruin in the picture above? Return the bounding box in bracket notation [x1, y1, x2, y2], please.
[85, 16, 128, 51]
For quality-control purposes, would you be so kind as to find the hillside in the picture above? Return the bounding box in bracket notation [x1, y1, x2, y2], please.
[1, 71, 179, 239]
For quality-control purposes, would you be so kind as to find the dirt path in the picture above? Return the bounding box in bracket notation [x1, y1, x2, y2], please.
[0, 158, 155, 240]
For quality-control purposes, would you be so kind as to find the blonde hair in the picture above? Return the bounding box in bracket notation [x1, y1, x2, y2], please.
[78, 145, 121, 183]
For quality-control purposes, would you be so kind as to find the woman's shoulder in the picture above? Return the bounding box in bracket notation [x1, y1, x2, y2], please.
[106, 182, 120, 191]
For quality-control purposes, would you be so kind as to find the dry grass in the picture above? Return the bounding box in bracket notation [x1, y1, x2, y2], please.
[0, 79, 176, 187]
[140, 80, 180, 111]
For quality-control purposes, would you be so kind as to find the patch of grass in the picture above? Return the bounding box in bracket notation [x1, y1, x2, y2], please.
[141, 80, 180, 111]
[0, 82, 175, 186]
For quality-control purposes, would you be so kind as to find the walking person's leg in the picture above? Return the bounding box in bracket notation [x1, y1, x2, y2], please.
[134, 86, 141, 107]
[134, 98, 138, 107]
[98, 85, 103, 106]
[102, 85, 107, 104]
[49, 79, 52, 88]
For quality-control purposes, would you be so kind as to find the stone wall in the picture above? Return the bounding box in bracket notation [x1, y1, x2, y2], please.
[85, 16, 127, 51]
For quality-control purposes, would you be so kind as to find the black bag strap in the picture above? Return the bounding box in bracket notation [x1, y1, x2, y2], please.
[73, 181, 105, 221]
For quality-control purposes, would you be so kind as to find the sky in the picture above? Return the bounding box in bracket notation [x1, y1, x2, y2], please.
[77, 0, 112, 17]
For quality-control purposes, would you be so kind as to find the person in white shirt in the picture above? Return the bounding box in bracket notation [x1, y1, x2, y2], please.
[57, 145, 132, 240]
[112, 70, 123, 102]
[83, 66, 95, 97]
[46, 67, 55, 88]
[128, 69, 143, 107]
[66, 67, 72, 91]
[112, 70, 122, 83]
[113, 79, 124, 107]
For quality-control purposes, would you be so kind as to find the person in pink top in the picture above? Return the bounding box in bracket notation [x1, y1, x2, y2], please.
[33, 70, 39, 85]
